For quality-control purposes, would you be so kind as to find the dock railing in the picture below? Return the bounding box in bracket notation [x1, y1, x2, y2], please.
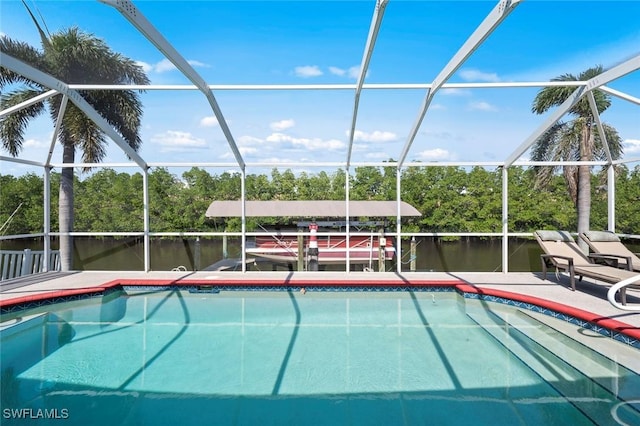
[0, 249, 61, 281]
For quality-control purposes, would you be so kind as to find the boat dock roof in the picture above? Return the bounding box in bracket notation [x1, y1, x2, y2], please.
[205, 200, 422, 218]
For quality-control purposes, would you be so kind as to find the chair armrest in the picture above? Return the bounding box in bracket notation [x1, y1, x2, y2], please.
[541, 254, 574, 267]
[588, 253, 632, 270]
[540, 254, 576, 290]
[588, 253, 620, 267]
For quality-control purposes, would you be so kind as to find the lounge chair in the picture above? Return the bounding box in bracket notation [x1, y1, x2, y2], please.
[579, 230, 640, 272]
[534, 230, 638, 305]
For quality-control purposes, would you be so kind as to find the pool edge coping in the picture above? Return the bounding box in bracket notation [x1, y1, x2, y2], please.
[1, 278, 639, 345]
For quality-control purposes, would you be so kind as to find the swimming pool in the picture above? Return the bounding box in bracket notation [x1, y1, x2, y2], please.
[1, 288, 639, 425]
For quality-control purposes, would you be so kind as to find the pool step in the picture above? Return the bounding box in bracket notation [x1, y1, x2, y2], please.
[466, 304, 640, 425]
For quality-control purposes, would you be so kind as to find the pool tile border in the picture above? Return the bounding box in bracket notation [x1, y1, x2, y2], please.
[1, 279, 639, 349]
[457, 284, 640, 349]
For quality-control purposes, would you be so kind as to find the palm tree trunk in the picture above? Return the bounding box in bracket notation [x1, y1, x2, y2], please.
[59, 143, 75, 271]
[577, 164, 591, 250]
[576, 123, 593, 252]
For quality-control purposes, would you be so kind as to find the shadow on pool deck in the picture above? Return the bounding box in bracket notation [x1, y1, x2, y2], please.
[0, 272, 80, 293]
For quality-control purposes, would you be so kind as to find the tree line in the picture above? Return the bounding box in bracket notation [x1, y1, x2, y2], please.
[2, 165, 639, 237]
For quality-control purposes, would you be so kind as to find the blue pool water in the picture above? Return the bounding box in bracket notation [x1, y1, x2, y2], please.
[1, 289, 639, 425]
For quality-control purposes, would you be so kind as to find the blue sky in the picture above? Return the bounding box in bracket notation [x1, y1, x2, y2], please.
[1, 0, 639, 177]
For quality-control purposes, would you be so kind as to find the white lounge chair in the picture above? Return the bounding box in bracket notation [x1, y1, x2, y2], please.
[580, 230, 640, 272]
[534, 230, 638, 305]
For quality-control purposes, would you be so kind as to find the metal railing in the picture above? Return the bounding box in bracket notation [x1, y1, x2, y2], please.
[607, 274, 640, 311]
[0, 249, 61, 280]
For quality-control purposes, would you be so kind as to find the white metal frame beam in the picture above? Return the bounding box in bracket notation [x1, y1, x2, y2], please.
[0, 52, 148, 169]
[46, 95, 69, 167]
[600, 86, 640, 105]
[100, 0, 245, 170]
[587, 91, 612, 163]
[346, 0, 388, 167]
[505, 54, 640, 167]
[0, 89, 58, 119]
[398, 0, 522, 166]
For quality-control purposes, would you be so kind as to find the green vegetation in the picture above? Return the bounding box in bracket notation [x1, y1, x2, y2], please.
[0, 19, 148, 269]
[2, 165, 639, 237]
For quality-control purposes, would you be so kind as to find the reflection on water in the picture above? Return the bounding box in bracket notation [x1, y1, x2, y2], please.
[2, 292, 637, 426]
[0, 236, 559, 272]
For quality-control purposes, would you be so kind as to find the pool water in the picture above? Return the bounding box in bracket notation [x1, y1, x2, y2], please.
[1, 290, 639, 425]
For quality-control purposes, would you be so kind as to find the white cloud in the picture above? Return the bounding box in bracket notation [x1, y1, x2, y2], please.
[348, 66, 362, 79]
[136, 58, 210, 74]
[351, 130, 398, 143]
[238, 135, 263, 145]
[155, 58, 177, 73]
[265, 133, 291, 143]
[624, 138, 640, 154]
[239, 146, 258, 155]
[468, 101, 498, 112]
[259, 156, 293, 163]
[199, 116, 219, 127]
[294, 65, 323, 78]
[329, 65, 366, 79]
[270, 119, 295, 131]
[23, 138, 48, 149]
[187, 60, 210, 68]
[417, 148, 452, 161]
[459, 68, 500, 82]
[329, 66, 346, 76]
[136, 61, 154, 73]
[439, 88, 471, 96]
[266, 133, 345, 151]
[365, 151, 390, 159]
[151, 130, 208, 152]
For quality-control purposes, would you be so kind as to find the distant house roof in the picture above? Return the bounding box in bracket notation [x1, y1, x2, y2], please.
[205, 200, 421, 218]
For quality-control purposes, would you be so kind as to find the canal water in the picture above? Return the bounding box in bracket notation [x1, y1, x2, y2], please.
[0, 236, 560, 273]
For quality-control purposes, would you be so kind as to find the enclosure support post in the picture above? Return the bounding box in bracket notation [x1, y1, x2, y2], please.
[607, 165, 615, 231]
[345, 167, 351, 273]
[143, 169, 150, 272]
[43, 167, 51, 272]
[396, 167, 402, 274]
[241, 168, 247, 272]
[502, 167, 509, 273]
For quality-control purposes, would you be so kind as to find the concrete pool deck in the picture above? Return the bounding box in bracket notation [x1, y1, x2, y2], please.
[1, 270, 639, 327]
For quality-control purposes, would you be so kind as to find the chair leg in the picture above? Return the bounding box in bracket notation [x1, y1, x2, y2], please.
[541, 258, 547, 281]
[569, 266, 576, 291]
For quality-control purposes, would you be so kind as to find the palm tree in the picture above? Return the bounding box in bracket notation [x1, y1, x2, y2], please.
[0, 21, 149, 270]
[531, 65, 623, 249]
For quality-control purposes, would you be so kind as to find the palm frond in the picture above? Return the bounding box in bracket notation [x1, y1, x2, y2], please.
[533, 65, 611, 119]
[0, 36, 47, 87]
[593, 123, 623, 161]
[21, 0, 52, 53]
[0, 88, 47, 156]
